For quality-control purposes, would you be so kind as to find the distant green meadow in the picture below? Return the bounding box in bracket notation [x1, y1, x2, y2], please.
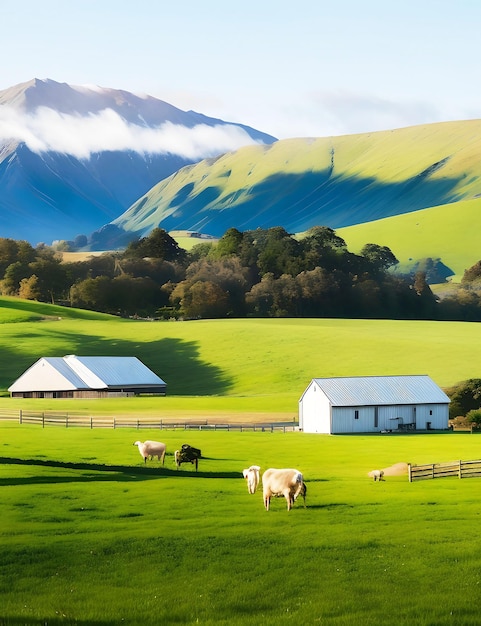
[2, 424, 481, 625]
[338, 197, 481, 282]
[1, 296, 481, 421]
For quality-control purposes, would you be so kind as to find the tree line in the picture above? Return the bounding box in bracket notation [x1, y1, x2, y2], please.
[1, 226, 481, 321]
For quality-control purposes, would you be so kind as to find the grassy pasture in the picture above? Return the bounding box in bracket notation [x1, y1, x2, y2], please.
[2, 296, 481, 421]
[2, 423, 481, 624]
[338, 197, 481, 282]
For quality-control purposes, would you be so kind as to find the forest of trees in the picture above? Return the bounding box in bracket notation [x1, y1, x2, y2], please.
[2, 226, 481, 321]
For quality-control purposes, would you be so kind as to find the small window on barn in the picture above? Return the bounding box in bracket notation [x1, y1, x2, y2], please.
[429, 410, 433, 415]
[354, 410, 359, 420]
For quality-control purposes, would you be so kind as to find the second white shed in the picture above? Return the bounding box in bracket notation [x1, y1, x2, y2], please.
[298, 375, 450, 434]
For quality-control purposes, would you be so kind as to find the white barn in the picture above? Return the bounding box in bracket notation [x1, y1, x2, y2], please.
[298, 375, 450, 434]
[9, 355, 167, 399]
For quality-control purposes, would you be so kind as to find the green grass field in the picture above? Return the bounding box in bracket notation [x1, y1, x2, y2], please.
[338, 197, 481, 282]
[2, 296, 481, 421]
[2, 423, 481, 625]
[3, 297, 481, 623]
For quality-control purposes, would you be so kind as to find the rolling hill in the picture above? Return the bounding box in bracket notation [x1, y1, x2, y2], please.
[2, 297, 481, 415]
[103, 120, 481, 275]
[338, 196, 481, 281]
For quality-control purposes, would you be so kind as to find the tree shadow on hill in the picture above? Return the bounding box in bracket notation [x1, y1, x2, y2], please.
[0, 456, 240, 486]
[1, 329, 233, 395]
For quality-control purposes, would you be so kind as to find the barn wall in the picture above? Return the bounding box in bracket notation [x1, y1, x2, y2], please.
[331, 404, 448, 433]
[331, 406, 376, 433]
[411, 403, 449, 430]
[299, 382, 332, 433]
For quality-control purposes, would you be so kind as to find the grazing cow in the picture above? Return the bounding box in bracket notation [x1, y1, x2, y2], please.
[174, 444, 202, 471]
[262, 468, 307, 511]
[368, 469, 385, 481]
[133, 440, 166, 465]
[243, 465, 261, 494]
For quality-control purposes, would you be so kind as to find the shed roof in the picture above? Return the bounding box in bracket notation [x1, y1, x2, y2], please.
[306, 375, 450, 407]
[8, 355, 166, 392]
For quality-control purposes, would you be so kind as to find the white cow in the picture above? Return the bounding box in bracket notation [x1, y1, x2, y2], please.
[133, 440, 166, 465]
[368, 469, 385, 481]
[243, 465, 261, 494]
[262, 468, 306, 511]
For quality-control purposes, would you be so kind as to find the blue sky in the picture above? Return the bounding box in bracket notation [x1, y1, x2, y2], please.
[3, 0, 481, 140]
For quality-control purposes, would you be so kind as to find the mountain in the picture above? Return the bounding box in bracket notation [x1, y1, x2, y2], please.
[0, 78, 276, 244]
[103, 120, 481, 252]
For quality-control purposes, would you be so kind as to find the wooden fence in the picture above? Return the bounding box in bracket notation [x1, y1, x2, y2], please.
[408, 459, 481, 481]
[0, 409, 297, 432]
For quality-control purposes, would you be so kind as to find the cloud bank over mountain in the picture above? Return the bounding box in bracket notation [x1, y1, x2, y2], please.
[0, 78, 276, 244]
[0, 105, 261, 160]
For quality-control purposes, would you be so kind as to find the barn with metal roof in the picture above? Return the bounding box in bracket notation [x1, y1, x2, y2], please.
[8, 355, 166, 398]
[298, 375, 450, 434]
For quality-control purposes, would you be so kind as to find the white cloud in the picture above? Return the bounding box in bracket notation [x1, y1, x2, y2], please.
[309, 91, 441, 136]
[0, 106, 261, 159]
[227, 90, 450, 140]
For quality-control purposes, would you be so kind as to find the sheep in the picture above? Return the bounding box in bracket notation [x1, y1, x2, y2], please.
[368, 469, 385, 481]
[243, 465, 261, 494]
[133, 440, 166, 465]
[174, 444, 201, 471]
[262, 468, 306, 511]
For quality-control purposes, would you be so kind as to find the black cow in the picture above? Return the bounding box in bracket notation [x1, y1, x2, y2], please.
[174, 444, 202, 471]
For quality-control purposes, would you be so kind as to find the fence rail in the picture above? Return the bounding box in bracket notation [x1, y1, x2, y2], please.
[408, 459, 481, 481]
[0, 409, 297, 432]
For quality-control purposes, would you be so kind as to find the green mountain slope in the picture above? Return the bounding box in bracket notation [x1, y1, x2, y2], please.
[109, 120, 481, 251]
[338, 197, 481, 281]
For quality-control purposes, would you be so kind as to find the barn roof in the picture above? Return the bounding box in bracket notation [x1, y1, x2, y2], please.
[307, 375, 450, 406]
[8, 355, 166, 392]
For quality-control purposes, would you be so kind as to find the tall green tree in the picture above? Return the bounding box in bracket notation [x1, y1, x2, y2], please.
[209, 228, 243, 259]
[360, 243, 398, 273]
[445, 379, 481, 418]
[301, 226, 347, 271]
[174, 280, 230, 319]
[124, 228, 187, 263]
[256, 227, 302, 278]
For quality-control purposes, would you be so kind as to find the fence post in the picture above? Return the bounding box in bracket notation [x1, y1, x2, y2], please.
[19, 410, 22, 424]
[408, 464, 412, 482]
[66, 414, 69, 428]
[42, 413, 45, 428]
[113, 418, 116, 429]
[459, 460, 462, 479]
[90, 417, 93, 429]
